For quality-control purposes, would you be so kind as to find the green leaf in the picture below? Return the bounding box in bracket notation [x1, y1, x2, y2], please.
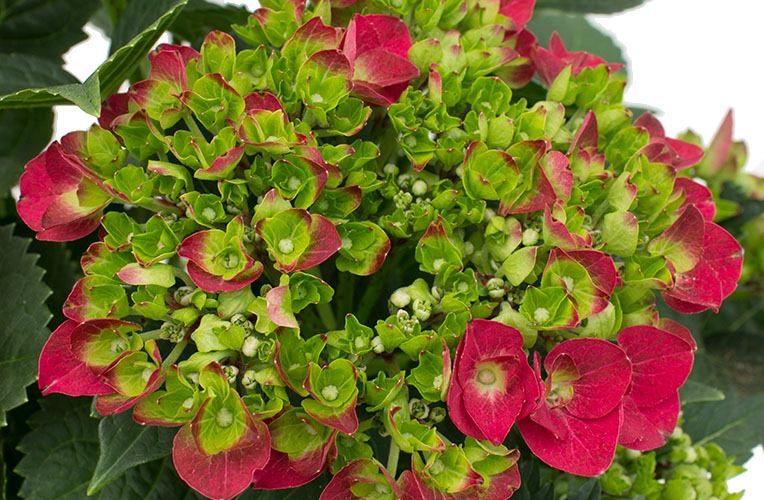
[0, 225, 51, 426]
[0, 0, 188, 115]
[536, 0, 645, 14]
[527, 11, 626, 66]
[16, 395, 193, 499]
[567, 477, 602, 500]
[110, 0, 181, 53]
[0, 107, 53, 195]
[0, 0, 100, 60]
[679, 380, 725, 405]
[0, 53, 78, 95]
[88, 410, 176, 494]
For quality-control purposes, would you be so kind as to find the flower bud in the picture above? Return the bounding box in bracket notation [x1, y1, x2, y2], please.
[222, 365, 239, 384]
[242, 335, 260, 357]
[522, 227, 539, 246]
[409, 398, 430, 420]
[429, 406, 446, 423]
[412, 179, 428, 196]
[390, 288, 411, 308]
[174, 286, 194, 306]
[371, 336, 385, 354]
[242, 369, 257, 389]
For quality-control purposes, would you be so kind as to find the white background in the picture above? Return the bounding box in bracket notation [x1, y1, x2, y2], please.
[54, 0, 763, 496]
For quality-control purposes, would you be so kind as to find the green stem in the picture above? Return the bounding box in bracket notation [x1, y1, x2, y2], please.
[386, 439, 400, 475]
[157, 149, 168, 162]
[316, 301, 338, 331]
[139, 329, 163, 341]
[184, 114, 205, 138]
[173, 266, 194, 287]
[162, 340, 188, 369]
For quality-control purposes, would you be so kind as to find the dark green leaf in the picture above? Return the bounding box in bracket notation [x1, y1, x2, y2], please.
[0, 0, 188, 116]
[0, 224, 51, 426]
[0, 53, 78, 95]
[0, 107, 53, 195]
[170, 0, 250, 46]
[88, 410, 176, 494]
[679, 379, 725, 404]
[110, 0, 180, 54]
[535, 0, 645, 14]
[0, 0, 100, 61]
[238, 472, 330, 499]
[527, 11, 626, 66]
[16, 395, 192, 499]
[567, 477, 602, 500]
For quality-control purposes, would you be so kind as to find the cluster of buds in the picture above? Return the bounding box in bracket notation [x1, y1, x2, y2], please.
[20, 0, 744, 499]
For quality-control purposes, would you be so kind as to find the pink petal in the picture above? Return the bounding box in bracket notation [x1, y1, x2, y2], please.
[519, 403, 622, 477]
[674, 178, 716, 221]
[619, 393, 679, 451]
[546, 338, 631, 419]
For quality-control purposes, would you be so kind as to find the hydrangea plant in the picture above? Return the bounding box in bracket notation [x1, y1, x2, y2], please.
[10, 1, 748, 499]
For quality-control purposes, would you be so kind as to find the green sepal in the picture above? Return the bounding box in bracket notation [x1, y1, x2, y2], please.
[81, 242, 134, 277]
[467, 76, 512, 117]
[416, 220, 463, 274]
[185, 74, 245, 130]
[501, 246, 539, 286]
[268, 408, 334, 459]
[438, 267, 480, 312]
[134, 365, 200, 426]
[64, 275, 131, 321]
[462, 141, 519, 205]
[328, 314, 374, 355]
[493, 302, 538, 348]
[131, 214, 181, 266]
[336, 222, 391, 276]
[602, 210, 639, 257]
[271, 155, 326, 208]
[180, 191, 228, 228]
[201, 31, 236, 81]
[304, 359, 358, 408]
[327, 97, 372, 136]
[113, 111, 168, 160]
[296, 50, 352, 124]
[77, 125, 128, 178]
[313, 187, 362, 220]
[217, 286, 257, 318]
[191, 314, 247, 352]
[148, 160, 194, 200]
[484, 216, 522, 261]
[364, 372, 405, 412]
[131, 285, 169, 320]
[276, 331, 326, 397]
[407, 347, 448, 403]
[519, 285, 579, 329]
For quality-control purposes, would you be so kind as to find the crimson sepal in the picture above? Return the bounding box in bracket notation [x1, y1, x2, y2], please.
[662, 219, 743, 313]
[17, 142, 112, 241]
[39, 318, 141, 398]
[534, 32, 624, 87]
[447, 319, 541, 445]
[542, 204, 592, 250]
[172, 396, 271, 500]
[98, 92, 131, 130]
[673, 177, 716, 221]
[148, 43, 201, 93]
[518, 338, 632, 476]
[634, 112, 704, 169]
[339, 14, 420, 107]
[498, 0, 535, 33]
[38, 320, 114, 397]
[617, 323, 696, 451]
[319, 459, 402, 500]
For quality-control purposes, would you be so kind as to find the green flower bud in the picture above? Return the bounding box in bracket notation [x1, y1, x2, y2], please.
[242, 369, 257, 389]
[409, 398, 429, 419]
[223, 365, 239, 384]
[412, 179, 428, 196]
[242, 335, 260, 357]
[174, 286, 195, 306]
[390, 288, 411, 308]
[429, 406, 446, 424]
[522, 227, 539, 246]
[371, 336, 385, 354]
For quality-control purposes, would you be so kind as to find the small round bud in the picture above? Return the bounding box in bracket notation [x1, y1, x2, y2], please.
[216, 408, 234, 428]
[181, 397, 195, 410]
[413, 298, 432, 322]
[429, 406, 446, 423]
[432, 374, 443, 392]
[484, 208, 496, 222]
[260, 284, 272, 295]
[242, 336, 260, 357]
[278, 238, 294, 254]
[432, 258, 445, 273]
[411, 179, 428, 196]
[242, 369, 257, 389]
[383, 163, 399, 176]
[522, 228, 539, 246]
[243, 225, 257, 243]
[534, 307, 551, 323]
[390, 288, 411, 308]
[409, 398, 430, 420]
[232, 314, 254, 334]
[321, 385, 339, 402]
[222, 365, 239, 384]
[371, 336, 385, 354]
[430, 286, 442, 301]
[463, 241, 475, 256]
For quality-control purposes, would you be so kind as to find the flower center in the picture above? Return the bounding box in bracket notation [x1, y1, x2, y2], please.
[534, 307, 551, 323]
[221, 251, 239, 269]
[216, 408, 233, 428]
[477, 368, 496, 385]
[287, 176, 302, 191]
[278, 238, 294, 254]
[321, 385, 339, 401]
